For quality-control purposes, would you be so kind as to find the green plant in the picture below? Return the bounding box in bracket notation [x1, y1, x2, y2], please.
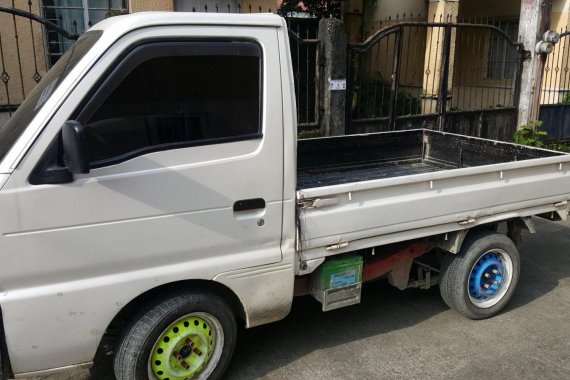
[562, 92, 570, 104]
[545, 141, 570, 152]
[513, 120, 548, 147]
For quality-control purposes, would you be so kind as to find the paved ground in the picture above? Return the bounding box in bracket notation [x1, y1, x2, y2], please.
[28, 217, 570, 380]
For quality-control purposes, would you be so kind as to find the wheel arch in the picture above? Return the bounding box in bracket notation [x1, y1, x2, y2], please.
[94, 279, 246, 363]
[436, 217, 535, 255]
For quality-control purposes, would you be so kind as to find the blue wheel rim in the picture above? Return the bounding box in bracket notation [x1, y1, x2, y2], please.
[468, 249, 512, 308]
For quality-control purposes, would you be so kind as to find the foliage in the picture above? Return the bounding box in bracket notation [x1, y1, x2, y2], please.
[278, 0, 342, 20]
[513, 120, 548, 148]
[562, 92, 570, 105]
[352, 80, 421, 119]
[545, 141, 570, 153]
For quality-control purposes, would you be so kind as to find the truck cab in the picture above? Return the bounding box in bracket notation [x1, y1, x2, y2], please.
[0, 13, 297, 379]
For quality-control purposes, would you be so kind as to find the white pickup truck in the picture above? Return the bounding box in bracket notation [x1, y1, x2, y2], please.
[0, 12, 569, 380]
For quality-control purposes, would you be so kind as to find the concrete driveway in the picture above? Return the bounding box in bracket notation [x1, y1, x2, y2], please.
[28, 217, 570, 380]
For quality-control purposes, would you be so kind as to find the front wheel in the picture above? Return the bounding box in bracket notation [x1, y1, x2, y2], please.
[439, 231, 520, 320]
[114, 290, 237, 380]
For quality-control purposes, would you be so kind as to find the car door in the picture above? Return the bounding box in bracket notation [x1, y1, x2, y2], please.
[0, 25, 284, 290]
[0, 24, 286, 373]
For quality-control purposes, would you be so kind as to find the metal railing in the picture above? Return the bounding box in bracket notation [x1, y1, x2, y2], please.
[346, 14, 524, 141]
[287, 24, 320, 131]
[0, 3, 79, 116]
[541, 29, 570, 105]
[539, 28, 570, 141]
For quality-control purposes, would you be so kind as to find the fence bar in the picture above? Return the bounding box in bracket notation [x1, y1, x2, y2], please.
[0, 29, 12, 116]
[437, 25, 452, 129]
[388, 26, 403, 128]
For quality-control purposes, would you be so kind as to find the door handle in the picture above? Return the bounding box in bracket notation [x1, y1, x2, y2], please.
[233, 198, 266, 212]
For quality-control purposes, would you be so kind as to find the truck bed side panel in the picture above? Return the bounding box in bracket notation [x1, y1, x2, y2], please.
[297, 131, 570, 258]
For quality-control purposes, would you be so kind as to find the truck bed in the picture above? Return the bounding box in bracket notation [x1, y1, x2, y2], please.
[298, 160, 448, 189]
[296, 130, 570, 260]
[298, 129, 559, 189]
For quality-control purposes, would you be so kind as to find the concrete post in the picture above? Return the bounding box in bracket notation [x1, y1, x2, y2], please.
[318, 18, 347, 136]
[421, 0, 459, 115]
[517, 0, 544, 127]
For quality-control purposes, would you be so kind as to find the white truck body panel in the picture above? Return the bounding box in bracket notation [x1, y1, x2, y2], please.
[298, 146, 570, 259]
[0, 14, 296, 374]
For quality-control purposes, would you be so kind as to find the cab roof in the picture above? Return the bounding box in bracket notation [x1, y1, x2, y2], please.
[90, 12, 285, 34]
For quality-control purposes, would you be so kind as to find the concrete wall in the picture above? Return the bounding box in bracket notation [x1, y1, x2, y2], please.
[129, 0, 173, 12]
[459, 0, 521, 19]
[551, 0, 570, 31]
[363, 0, 428, 37]
[367, 0, 427, 20]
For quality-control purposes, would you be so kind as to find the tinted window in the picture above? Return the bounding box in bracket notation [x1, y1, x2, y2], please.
[81, 41, 262, 166]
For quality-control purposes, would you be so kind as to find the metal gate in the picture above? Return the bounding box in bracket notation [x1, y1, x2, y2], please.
[539, 29, 570, 141]
[0, 4, 78, 117]
[346, 20, 525, 141]
[287, 19, 320, 133]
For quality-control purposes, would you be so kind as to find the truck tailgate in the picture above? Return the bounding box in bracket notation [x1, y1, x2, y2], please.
[296, 130, 570, 259]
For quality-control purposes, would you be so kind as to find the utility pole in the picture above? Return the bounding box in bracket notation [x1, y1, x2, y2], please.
[517, 0, 551, 127]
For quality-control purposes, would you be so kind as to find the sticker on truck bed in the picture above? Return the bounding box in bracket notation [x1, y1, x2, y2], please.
[330, 269, 357, 288]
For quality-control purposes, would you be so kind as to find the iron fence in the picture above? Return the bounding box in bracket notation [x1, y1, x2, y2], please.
[0, 2, 78, 116]
[287, 20, 320, 132]
[541, 29, 570, 105]
[347, 16, 524, 141]
[539, 28, 570, 141]
[179, 3, 274, 13]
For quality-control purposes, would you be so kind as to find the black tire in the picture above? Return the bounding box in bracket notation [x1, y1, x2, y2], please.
[439, 230, 520, 320]
[114, 290, 237, 380]
[0, 331, 11, 380]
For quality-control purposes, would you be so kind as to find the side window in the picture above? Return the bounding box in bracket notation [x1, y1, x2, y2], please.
[79, 41, 262, 166]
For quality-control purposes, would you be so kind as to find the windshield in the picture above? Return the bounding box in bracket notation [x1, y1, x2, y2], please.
[0, 31, 102, 163]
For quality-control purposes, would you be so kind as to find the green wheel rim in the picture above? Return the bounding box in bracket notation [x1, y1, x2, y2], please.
[151, 315, 215, 380]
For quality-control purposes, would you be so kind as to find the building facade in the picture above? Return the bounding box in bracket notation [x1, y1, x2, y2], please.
[0, 0, 568, 132]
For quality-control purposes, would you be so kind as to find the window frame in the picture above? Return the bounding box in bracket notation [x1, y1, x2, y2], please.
[72, 38, 264, 169]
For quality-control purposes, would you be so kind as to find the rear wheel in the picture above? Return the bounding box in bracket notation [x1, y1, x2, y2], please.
[439, 231, 520, 319]
[114, 291, 236, 380]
